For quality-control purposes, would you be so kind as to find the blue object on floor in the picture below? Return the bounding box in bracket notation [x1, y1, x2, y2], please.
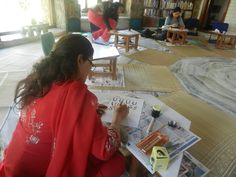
[208, 22, 229, 44]
[184, 18, 199, 36]
[211, 21, 229, 33]
[41, 32, 55, 56]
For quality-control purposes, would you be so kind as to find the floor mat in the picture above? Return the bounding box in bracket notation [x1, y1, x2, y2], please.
[89, 64, 183, 92]
[170, 57, 236, 117]
[169, 45, 221, 58]
[212, 48, 236, 58]
[86, 66, 125, 87]
[128, 49, 178, 66]
[118, 46, 147, 56]
[159, 91, 236, 177]
[138, 37, 169, 51]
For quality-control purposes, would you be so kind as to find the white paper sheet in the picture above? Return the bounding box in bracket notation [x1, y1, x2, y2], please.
[101, 95, 144, 128]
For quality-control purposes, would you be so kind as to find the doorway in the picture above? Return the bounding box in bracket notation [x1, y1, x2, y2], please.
[200, 0, 231, 30]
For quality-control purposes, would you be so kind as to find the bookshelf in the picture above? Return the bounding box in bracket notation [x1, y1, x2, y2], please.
[143, 0, 195, 27]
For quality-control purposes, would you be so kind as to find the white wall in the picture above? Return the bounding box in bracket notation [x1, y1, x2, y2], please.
[81, 16, 130, 32]
[224, 0, 236, 32]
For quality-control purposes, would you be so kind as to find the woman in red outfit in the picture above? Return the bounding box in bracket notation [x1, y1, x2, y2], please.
[88, 2, 124, 45]
[0, 34, 129, 177]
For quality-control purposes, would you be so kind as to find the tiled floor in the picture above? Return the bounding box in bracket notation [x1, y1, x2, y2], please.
[0, 41, 44, 125]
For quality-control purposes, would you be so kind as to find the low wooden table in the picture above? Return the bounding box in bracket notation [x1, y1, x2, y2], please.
[88, 43, 119, 80]
[112, 30, 140, 52]
[166, 28, 188, 44]
[215, 32, 236, 49]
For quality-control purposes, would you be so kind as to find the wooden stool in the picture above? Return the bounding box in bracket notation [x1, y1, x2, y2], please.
[88, 57, 117, 80]
[88, 44, 119, 80]
[167, 29, 188, 44]
[113, 30, 140, 52]
[216, 33, 236, 49]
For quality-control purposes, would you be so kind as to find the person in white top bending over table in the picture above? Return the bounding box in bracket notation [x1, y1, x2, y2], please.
[156, 7, 185, 41]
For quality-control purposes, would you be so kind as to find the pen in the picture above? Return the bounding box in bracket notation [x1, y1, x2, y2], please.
[146, 118, 155, 134]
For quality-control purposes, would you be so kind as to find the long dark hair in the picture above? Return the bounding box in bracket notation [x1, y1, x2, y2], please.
[14, 34, 94, 108]
[104, 2, 124, 21]
[170, 6, 182, 18]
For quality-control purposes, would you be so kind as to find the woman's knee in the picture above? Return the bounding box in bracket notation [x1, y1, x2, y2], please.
[99, 152, 126, 177]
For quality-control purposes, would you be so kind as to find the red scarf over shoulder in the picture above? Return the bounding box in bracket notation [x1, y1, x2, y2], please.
[45, 80, 98, 177]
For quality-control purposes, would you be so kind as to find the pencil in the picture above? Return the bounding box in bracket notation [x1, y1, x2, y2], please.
[142, 136, 162, 153]
[136, 132, 158, 148]
[142, 135, 160, 150]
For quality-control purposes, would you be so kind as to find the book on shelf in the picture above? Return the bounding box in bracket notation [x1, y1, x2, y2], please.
[144, 9, 158, 17]
[160, 0, 193, 10]
[144, 0, 159, 8]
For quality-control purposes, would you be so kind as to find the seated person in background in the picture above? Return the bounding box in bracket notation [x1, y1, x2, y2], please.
[0, 34, 129, 177]
[155, 7, 185, 41]
[88, 2, 124, 45]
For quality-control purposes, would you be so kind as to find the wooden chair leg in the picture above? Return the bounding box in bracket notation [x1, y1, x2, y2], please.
[109, 59, 112, 72]
[111, 58, 117, 80]
[218, 36, 223, 48]
[125, 36, 129, 52]
[135, 35, 139, 50]
[114, 34, 118, 48]
[216, 35, 221, 48]
[167, 31, 171, 39]
[171, 32, 176, 44]
[233, 37, 236, 48]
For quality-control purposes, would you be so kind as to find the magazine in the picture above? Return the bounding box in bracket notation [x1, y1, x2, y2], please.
[178, 152, 210, 177]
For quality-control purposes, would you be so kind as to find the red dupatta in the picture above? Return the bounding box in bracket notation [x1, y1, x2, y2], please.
[45, 80, 98, 177]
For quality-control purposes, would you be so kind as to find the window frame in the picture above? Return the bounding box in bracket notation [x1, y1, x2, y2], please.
[79, 0, 126, 16]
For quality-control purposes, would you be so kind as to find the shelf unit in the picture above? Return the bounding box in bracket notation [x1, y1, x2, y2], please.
[143, 0, 195, 27]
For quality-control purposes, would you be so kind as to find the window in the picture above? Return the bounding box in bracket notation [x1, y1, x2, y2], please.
[77, 0, 124, 13]
[0, 0, 51, 33]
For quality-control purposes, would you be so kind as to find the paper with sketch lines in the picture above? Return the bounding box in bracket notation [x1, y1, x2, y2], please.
[102, 95, 144, 128]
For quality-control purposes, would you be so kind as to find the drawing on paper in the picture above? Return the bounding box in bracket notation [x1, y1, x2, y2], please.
[102, 95, 144, 128]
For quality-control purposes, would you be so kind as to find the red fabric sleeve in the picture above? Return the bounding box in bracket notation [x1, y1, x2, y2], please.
[91, 118, 121, 160]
